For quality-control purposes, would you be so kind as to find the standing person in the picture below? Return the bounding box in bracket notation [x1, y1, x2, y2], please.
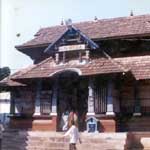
[68, 108, 78, 128]
[61, 108, 69, 131]
[63, 120, 81, 150]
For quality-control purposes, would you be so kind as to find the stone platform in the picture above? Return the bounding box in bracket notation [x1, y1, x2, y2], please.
[1, 130, 150, 150]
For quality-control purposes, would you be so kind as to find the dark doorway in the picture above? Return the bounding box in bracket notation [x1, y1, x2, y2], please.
[57, 71, 88, 131]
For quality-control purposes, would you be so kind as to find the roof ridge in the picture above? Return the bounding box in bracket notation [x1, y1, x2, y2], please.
[37, 14, 150, 31]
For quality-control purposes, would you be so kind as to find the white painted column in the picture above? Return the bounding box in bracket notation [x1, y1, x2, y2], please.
[34, 80, 42, 116]
[87, 78, 95, 116]
[51, 79, 58, 116]
[106, 79, 115, 116]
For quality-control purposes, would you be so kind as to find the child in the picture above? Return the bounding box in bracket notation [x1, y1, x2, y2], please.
[63, 120, 81, 150]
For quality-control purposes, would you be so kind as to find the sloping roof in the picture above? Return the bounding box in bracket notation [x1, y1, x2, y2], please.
[0, 65, 35, 87]
[0, 78, 25, 87]
[115, 55, 150, 80]
[11, 57, 126, 79]
[2, 55, 150, 86]
[45, 26, 99, 54]
[16, 14, 150, 49]
[10, 55, 150, 80]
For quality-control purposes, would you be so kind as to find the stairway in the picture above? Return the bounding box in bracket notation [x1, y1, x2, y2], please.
[77, 133, 127, 150]
[2, 130, 69, 150]
[1, 130, 127, 150]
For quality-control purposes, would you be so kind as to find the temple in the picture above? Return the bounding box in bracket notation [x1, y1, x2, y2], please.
[1, 14, 150, 132]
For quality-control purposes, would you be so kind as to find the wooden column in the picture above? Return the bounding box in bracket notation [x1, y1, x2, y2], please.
[106, 79, 115, 116]
[51, 79, 58, 116]
[10, 92, 15, 115]
[34, 80, 42, 116]
[133, 80, 141, 116]
[79, 51, 82, 63]
[62, 52, 66, 64]
[55, 53, 59, 64]
[85, 50, 90, 62]
[87, 77, 95, 116]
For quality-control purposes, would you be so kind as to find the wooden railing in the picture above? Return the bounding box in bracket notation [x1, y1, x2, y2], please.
[40, 102, 51, 115]
[94, 86, 107, 114]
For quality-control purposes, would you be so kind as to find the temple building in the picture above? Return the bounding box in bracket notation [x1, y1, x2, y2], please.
[1, 14, 150, 132]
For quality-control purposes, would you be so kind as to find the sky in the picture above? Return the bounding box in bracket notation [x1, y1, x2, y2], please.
[1, 0, 150, 72]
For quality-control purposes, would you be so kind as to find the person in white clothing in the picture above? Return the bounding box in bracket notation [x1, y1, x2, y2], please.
[63, 120, 81, 150]
[61, 109, 69, 131]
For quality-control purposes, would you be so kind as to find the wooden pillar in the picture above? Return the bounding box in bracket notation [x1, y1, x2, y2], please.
[10, 92, 15, 115]
[106, 79, 115, 116]
[133, 80, 141, 116]
[62, 52, 66, 64]
[87, 77, 95, 116]
[55, 53, 59, 64]
[51, 79, 58, 116]
[34, 80, 42, 116]
[79, 51, 82, 63]
[85, 50, 90, 62]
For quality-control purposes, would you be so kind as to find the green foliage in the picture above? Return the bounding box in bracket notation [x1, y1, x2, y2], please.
[0, 67, 10, 81]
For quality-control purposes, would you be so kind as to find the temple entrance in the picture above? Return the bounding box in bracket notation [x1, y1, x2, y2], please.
[56, 71, 88, 131]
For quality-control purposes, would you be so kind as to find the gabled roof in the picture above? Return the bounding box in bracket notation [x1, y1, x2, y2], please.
[16, 14, 150, 50]
[45, 26, 99, 54]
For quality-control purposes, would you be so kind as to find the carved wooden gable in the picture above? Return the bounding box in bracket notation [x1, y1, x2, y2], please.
[44, 25, 99, 54]
[44, 25, 99, 64]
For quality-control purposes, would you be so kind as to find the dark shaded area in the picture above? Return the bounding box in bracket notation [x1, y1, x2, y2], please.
[1, 130, 28, 150]
[0, 67, 10, 81]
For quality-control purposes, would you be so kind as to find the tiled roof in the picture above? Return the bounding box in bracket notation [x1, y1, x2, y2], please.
[11, 57, 125, 79]
[9, 55, 150, 81]
[17, 14, 150, 48]
[0, 78, 25, 87]
[115, 55, 150, 80]
[0, 65, 35, 87]
[2, 55, 150, 87]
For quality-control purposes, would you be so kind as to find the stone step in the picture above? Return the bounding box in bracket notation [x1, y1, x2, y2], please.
[1, 130, 128, 150]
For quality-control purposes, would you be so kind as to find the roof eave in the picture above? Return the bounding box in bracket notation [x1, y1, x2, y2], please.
[15, 43, 50, 51]
[15, 32, 150, 51]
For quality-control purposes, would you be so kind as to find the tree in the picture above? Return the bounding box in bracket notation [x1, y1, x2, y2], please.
[0, 67, 11, 81]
